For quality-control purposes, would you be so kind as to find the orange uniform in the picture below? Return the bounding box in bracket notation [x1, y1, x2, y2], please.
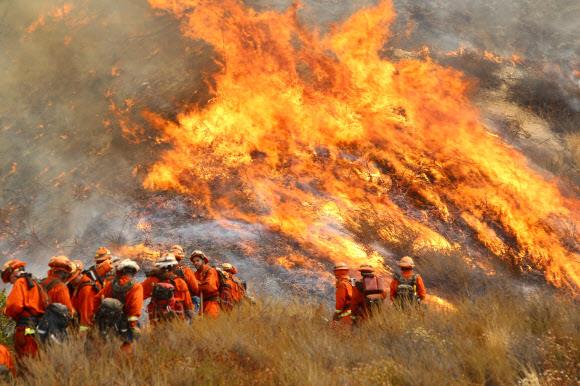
[97, 275, 143, 327]
[0, 345, 15, 376]
[389, 271, 427, 301]
[41, 272, 75, 315]
[176, 264, 199, 295]
[230, 275, 246, 303]
[334, 275, 353, 326]
[5, 275, 47, 358]
[142, 274, 194, 312]
[350, 278, 387, 321]
[219, 275, 236, 311]
[71, 274, 99, 330]
[194, 265, 220, 318]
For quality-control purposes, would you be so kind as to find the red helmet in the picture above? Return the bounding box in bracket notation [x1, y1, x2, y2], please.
[1, 259, 26, 283]
[95, 247, 111, 263]
[48, 255, 73, 273]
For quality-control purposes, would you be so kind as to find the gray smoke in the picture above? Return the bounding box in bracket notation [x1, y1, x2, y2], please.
[0, 0, 577, 284]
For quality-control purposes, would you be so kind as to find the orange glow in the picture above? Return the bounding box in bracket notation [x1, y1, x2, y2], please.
[25, 4, 74, 34]
[141, 0, 579, 292]
[114, 243, 160, 261]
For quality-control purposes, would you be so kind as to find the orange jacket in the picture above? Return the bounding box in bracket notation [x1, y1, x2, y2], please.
[97, 275, 143, 326]
[228, 277, 241, 303]
[41, 273, 75, 315]
[194, 265, 220, 299]
[177, 264, 199, 295]
[0, 344, 15, 375]
[335, 275, 353, 316]
[142, 274, 193, 311]
[5, 275, 46, 320]
[71, 274, 99, 328]
[390, 271, 426, 301]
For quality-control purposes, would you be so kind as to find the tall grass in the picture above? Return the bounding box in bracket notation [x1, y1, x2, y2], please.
[10, 288, 578, 386]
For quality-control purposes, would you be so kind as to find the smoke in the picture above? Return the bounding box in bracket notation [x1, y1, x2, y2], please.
[0, 0, 576, 295]
[0, 0, 216, 269]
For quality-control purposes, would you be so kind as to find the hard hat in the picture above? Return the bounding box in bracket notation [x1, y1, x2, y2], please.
[190, 250, 209, 263]
[1, 259, 26, 283]
[221, 263, 237, 274]
[358, 264, 374, 273]
[333, 262, 349, 271]
[170, 245, 185, 260]
[95, 247, 111, 263]
[69, 260, 84, 282]
[399, 256, 415, 268]
[48, 255, 73, 272]
[116, 259, 140, 273]
[156, 253, 178, 268]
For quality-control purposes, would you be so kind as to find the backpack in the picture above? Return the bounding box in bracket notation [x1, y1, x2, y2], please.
[84, 266, 104, 287]
[36, 303, 71, 344]
[95, 298, 127, 339]
[149, 282, 183, 322]
[21, 273, 50, 310]
[394, 273, 419, 306]
[111, 278, 135, 304]
[216, 269, 233, 311]
[356, 275, 386, 313]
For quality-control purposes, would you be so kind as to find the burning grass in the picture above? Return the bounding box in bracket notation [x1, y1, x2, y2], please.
[14, 289, 579, 386]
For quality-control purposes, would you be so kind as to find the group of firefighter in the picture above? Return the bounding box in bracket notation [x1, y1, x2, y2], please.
[331, 257, 426, 326]
[0, 246, 426, 376]
[0, 245, 247, 375]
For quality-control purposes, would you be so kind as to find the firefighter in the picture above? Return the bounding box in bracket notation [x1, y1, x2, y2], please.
[190, 250, 220, 318]
[221, 263, 246, 304]
[390, 256, 426, 307]
[85, 246, 113, 288]
[42, 255, 75, 316]
[142, 253, 194, 323]
[332, 262, 353, 327]
[1, 259, 47, 358]
[69, 260, 99, 333]
[351, 264, 387, 323]
[170, 244, 199, 297]
[96, 259, 143, 353]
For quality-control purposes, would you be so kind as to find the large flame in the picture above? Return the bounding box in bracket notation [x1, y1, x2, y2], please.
[143, 0, 579, 291]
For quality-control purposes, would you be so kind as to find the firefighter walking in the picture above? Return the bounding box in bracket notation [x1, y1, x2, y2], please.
[332, 262, 353, 327]
[390, 256, 427, 308]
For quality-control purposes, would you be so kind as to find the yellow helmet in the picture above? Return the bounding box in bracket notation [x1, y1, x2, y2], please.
[170, 245, 185, 260]
[358, 264, 374, 273]
[399, 256, 415, 268]
[95, 247, 111, 263]
[333, 262, 349, 271]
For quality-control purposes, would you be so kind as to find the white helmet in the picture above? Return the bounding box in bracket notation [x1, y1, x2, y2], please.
[117, 259, 140, 273]
[155, 253, 178, 268]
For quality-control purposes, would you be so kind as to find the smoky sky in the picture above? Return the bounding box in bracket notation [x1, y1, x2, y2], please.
[0, 0, 577, 275]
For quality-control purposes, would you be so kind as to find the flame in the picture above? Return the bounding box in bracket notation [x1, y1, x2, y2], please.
[113, 243, 160, 261]
[25, 3, 74, 34]
[141, 0, 579, 291]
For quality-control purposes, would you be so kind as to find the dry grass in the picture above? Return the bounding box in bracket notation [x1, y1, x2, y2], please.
[8, 288, 578, 386]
